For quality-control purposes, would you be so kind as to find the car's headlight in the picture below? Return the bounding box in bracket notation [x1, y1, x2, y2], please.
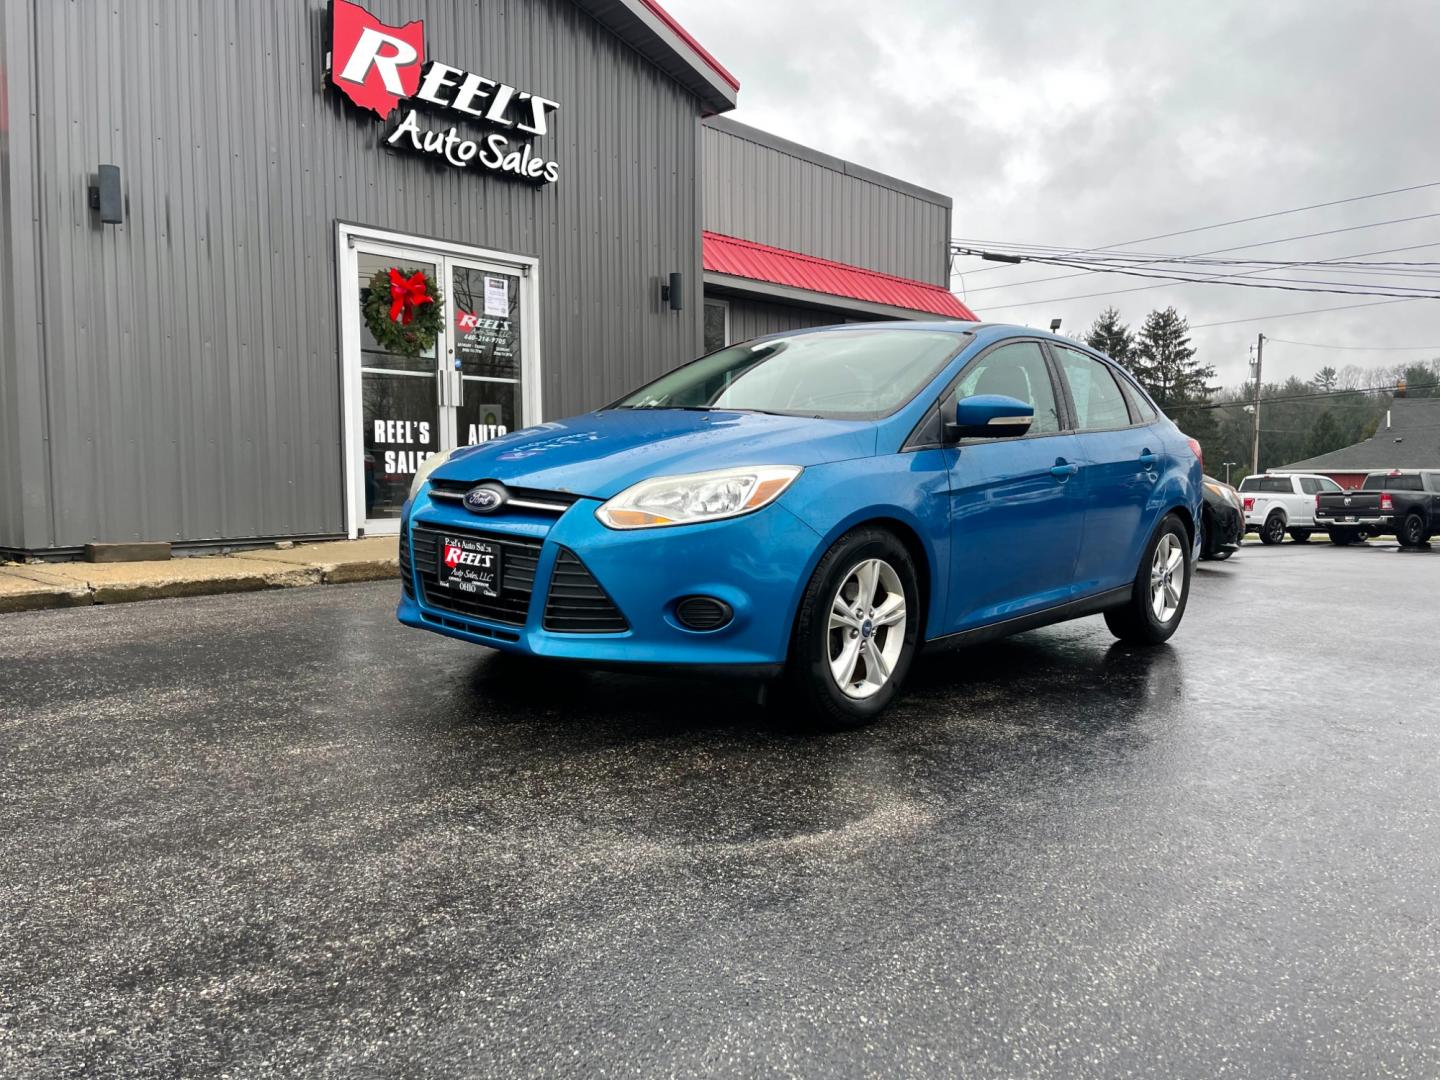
[1204, 481, 1228, 501]
[595, 466, 802, 529]
[408, 447, 457, 501]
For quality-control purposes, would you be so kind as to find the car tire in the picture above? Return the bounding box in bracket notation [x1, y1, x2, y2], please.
[1398, 512, 1429, 548]
[1289, 529, 1311, 543]
[1259, 512, 1286, 545]
[1328, 528, 1358, 546]
[783, 527, 921, 731]
[1104, 513, 1191, 645]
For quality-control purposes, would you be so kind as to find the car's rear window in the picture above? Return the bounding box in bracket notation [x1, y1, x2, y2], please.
[1243, 477, 1294, 493]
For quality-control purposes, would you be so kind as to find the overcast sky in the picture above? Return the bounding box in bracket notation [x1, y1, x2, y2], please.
[668, 0, 1440, 387]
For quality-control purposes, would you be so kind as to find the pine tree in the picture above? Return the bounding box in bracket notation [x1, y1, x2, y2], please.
[1132, 307, 1215, 408]
[1314, 366, 1338, 394]
[1305, 409, 1345, 459]
[1084, 307, 1134, 366]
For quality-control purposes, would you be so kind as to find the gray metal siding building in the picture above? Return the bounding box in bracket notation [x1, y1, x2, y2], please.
[0, 0, 967, 558]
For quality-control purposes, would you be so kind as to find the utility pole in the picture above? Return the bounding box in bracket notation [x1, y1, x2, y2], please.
[1250, 333, 1265, 475]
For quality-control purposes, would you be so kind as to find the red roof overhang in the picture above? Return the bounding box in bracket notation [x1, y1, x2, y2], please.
[639, 1, 740, 92]
[703, 232, 977, 320]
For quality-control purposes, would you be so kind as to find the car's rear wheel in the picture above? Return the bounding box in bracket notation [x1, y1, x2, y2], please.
[1260, 512, 1286, 544]
[1398, 512, 1429, 548]
[1104, 513, 1190, 645]
[784, 528, 920, 730]
[1289, 528, 1311, 543]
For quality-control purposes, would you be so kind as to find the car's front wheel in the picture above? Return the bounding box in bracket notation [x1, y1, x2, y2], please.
[1289, 528, 1311, 543]
[1104, 513, 1191, 645]
[784, 527, 920, 730]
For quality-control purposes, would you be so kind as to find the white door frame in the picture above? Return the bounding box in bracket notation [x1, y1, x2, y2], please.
[337, 223, 542, 538]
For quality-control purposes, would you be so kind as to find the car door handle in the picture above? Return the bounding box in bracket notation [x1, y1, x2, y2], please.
[1139, 451, 1158, 468]
[1050, 462, 1079, 479]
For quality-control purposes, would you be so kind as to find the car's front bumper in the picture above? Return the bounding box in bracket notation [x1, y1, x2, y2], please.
[396, 492, 822, 671]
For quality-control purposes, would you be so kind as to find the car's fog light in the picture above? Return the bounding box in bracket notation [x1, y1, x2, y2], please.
[674, 595, 733, 631]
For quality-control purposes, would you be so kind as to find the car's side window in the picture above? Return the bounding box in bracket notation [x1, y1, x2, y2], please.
[1125, 382, 1159, 422]
[1299, 478, 1321, 495]
[1054, 347, 1132, 432]
[1318, 477, 1343, 493]
[952, 341, 1062, 435]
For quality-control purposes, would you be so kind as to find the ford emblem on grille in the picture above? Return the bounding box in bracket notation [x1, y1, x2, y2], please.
[463, 483, 507, 514]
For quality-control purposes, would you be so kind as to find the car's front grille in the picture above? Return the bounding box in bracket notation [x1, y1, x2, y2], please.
[411, 524, 542, 626]
[399, 522, 415, 598]
[543, 548, 629, 633]
[427, 479, 581, 517]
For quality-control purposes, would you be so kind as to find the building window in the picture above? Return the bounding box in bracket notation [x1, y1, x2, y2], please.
[703, 298, 730, 353]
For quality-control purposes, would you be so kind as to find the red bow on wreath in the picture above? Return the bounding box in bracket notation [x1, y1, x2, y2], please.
[387, 268, 434, 325]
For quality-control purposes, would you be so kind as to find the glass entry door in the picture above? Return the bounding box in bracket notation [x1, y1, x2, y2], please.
[445, 261, 526, 451]
[356, 248, 443, 526]
[342, 233, 535, 536]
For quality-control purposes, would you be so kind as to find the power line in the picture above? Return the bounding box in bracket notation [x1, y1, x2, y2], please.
[948, 178, 1440, 281]
[1189, 297, 1424, 329]
[958, 244, 1440, 295]
[1174, 381, 1440, 412]
[955, 213, 1440, 306]
[950, 246, 1440, 302]
[1265, 338, 1440, 351]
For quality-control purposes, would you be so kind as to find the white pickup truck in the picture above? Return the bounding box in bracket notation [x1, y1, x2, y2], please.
[1237, 472, 1345, 544]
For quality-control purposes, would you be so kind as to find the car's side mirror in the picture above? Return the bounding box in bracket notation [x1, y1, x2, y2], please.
[948, 394, 1035, 440]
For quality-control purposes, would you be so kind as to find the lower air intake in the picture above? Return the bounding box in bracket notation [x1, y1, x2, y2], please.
[543, 548, 629, 633]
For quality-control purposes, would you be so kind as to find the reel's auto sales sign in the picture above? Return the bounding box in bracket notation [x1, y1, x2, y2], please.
[329, 0, 562, 184]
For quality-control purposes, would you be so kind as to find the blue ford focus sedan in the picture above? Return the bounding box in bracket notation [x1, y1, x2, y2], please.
[399, 323, 1203, 728]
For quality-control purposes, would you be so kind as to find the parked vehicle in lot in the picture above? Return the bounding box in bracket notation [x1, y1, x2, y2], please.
[398, 323, 1203, 728]
[1200, 475, 1244, 560]
[1315, 470, 1440, 547]
[1238, 472, 1344, 544]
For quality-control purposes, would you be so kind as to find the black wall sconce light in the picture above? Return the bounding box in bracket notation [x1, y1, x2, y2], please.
[660, 271, 683, 312]
[89, 165, 123, 224]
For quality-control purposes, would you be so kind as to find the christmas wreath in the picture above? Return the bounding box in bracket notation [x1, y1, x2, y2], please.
[363, 266, 445, 357]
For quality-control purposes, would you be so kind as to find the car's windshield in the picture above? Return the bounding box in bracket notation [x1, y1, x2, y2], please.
[610, 328, 967, 419]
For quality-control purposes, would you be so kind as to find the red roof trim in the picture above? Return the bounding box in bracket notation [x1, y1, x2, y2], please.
[703, 232, 978, 320]
[638, 0, 741, 92]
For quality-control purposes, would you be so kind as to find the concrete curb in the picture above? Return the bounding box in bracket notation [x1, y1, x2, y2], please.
[0, 538, 399, 615]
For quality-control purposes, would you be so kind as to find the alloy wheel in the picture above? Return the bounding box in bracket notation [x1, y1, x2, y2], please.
[827, 558, 907, 699]
[1150, 533, 1184, 623]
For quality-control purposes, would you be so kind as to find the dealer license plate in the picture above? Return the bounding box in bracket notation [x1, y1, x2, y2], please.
[437, 535, 502, 597]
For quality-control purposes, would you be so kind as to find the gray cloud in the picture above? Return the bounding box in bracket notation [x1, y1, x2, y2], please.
[672, 0, 1440, 385]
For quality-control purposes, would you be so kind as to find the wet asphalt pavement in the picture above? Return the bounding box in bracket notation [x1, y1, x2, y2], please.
[2, 540, 1439, 1079]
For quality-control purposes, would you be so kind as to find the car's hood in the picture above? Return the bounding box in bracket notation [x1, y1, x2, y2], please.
[431, 409, 875, 499]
